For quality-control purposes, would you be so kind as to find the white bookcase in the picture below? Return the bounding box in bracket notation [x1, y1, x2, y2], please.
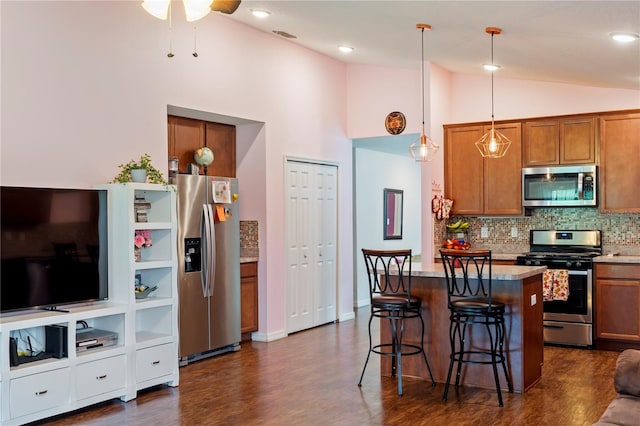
[0, 183, 179, 425]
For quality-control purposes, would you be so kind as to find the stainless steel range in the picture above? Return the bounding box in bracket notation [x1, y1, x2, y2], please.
[516, 230, 602, 347]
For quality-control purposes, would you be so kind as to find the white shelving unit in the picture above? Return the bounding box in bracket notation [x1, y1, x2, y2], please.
[0, 183, 179, 425]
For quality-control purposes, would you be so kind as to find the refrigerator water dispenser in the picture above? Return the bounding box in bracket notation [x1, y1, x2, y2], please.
[184, 238, 202, 272]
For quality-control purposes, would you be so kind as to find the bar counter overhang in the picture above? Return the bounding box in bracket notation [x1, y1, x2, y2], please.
[383, 262, 547, 393]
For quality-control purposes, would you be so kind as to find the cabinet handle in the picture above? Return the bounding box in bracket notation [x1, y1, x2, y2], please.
[97, 374, 107, 380]
[35, 390, 48, 396]
[152, 360, 160, 365]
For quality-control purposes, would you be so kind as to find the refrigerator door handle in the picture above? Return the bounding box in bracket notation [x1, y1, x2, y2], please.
[206, 204, 217, 297]
[201, 204, 212, 298]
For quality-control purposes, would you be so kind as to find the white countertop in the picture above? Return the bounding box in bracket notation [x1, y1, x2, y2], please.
[392, 262, 547, 281]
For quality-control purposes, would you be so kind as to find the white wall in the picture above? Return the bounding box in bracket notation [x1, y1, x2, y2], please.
[353, 147, 421, 307]
[0, 1, 353, 339]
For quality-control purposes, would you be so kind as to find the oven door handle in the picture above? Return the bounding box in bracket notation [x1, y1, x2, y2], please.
[567, 270, 588, 276]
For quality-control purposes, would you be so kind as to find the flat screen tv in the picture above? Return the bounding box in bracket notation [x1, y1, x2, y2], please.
[1, 186, 109, 313]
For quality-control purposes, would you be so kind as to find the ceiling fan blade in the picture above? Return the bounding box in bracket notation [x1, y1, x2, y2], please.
[210, 0, 241, 14]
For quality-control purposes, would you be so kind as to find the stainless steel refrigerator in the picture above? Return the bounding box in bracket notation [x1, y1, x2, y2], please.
[176, 174, 241, 365]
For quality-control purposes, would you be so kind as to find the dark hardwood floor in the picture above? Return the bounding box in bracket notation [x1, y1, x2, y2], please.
[37, 308, 619, 425]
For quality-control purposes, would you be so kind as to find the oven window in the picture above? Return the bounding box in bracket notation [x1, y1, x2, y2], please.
[543, 274, 588, 315]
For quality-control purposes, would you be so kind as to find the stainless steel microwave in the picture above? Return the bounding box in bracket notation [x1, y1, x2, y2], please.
[522, 165, 597, 207]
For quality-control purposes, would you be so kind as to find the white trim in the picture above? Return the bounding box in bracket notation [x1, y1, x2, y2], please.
[339, 311, 356, 322]
[284, 155, 340, 168]
[250, 329, 288, 342]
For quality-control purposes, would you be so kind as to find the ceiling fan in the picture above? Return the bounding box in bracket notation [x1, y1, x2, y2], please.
[142, 0, 241, 22]
[211, 0, 241, 14]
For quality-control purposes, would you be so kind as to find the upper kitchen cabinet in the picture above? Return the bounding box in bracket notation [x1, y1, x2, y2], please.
[600, 112, 640, 212]
[168, 116, 236, 178]
[523, 116, 596, 166]
[445, 122, 522, 215]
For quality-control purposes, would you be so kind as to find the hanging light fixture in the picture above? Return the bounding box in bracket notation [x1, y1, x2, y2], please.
[142, 0, 211, 22]
[475, 27, 511, 158]
[408, 23, 439, 162]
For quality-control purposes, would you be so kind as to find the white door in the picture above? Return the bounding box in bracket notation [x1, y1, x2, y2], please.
[286, 160, 338, 333]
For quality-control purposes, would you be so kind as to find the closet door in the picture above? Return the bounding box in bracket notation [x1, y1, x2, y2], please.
[286, 161, 338, 334]
[286, 161, 314, 333]
[312, 164, 337, 326]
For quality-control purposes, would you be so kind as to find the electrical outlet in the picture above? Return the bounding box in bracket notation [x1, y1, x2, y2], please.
[481, 226, 489, 238]
[511, 227, 518, 238]
[531, 294, 537, 306]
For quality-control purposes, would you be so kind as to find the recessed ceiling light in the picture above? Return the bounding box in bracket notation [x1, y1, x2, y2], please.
[610, 32, 640, 43]
[483, 64, 500, 71]
[251, 9, 271, 19]
[338, 45, 354, 53]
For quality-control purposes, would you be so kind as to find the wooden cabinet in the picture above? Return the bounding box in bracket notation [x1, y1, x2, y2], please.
[523, 117, 596, 166]
[445, 122, 522, 215]
[240, 262, 258, 339]
[168, 116, 236, 177]
[599, 112, 640, 212]
[595, 263, 640, 348]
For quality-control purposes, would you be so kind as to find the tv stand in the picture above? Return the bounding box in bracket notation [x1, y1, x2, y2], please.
[1, 183, 179, 426]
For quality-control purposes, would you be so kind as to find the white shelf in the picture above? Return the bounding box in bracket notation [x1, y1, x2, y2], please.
[0, 184, 179, 425]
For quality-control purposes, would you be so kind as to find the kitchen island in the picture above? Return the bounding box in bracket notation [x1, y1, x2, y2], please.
[383, 262, 546, 393]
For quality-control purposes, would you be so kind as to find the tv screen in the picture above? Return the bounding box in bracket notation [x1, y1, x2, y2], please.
[1, 186, 109, 313]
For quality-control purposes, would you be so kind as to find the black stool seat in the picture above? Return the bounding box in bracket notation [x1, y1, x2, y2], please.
[440, 248, 513, 407]
[358, 249, 435, 396]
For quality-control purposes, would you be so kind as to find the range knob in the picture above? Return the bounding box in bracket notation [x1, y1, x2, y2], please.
[575, 261, 582, 268]
[525, 259, 532, 266]
[565, 261, 573, 268]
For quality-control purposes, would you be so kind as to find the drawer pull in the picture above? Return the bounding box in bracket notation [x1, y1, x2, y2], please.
[152, 360, 160, 365]
[96, 374, 107, 380]
[35, 390, 48, 396]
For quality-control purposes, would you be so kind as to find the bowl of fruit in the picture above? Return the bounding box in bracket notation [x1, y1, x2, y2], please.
[135, 284, 158, 299]
[442, 238, 471, 250]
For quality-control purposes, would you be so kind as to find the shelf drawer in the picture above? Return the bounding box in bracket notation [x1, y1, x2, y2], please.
[136, 343, 175, 383]
[76, 355, 126, 400]
[10, 367, 70, 419]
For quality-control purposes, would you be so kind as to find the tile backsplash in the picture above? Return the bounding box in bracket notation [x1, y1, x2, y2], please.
[240, 220, 259, 259]
[435, 208, 640, 255]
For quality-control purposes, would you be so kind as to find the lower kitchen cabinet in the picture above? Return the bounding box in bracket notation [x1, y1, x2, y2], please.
[240, 262, 258, 339]
[595, 263, 640, 349]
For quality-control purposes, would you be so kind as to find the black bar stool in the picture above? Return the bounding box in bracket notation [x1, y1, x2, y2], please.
[358, 249, 435, 395]
[440, 248, 513, 406]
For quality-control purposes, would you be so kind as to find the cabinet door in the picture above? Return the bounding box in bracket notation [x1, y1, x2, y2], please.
[523, 120, 559, 166]
[445, 126, 484, 215]
[168, 116, 205, 174]
[483, 122, 522, 215]
[600, 113, 640, 212]
[205, 122, 236, 177]
[596, 279, 640, 341]
[240, 262, 258, 335]
[560, 117, 596, 164]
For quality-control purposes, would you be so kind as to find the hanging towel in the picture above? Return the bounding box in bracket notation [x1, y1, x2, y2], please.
[542, 270, 570, 302]
[543, 270, 554, 302]
[552, 269, 569, 301]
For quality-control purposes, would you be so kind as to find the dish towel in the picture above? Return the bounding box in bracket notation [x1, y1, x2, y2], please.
[543, 270, 570, 302]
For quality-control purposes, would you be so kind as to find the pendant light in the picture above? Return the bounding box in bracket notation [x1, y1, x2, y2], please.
[408, 23, 439, 162]
[475, 27, 511, 158]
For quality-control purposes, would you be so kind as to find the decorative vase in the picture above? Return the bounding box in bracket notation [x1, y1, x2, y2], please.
[131, 169, 147, 183]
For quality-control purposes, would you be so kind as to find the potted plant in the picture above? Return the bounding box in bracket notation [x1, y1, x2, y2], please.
[112, 153, 168, 184]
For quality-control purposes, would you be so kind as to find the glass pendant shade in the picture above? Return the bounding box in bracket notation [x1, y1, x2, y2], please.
[141, 0, 170, 20]
[475, 125, 511, 158]
[409, 130, 439, 162]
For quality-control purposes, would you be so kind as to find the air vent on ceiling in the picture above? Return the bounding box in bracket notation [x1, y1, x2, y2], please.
[272, 30, 297, 39]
